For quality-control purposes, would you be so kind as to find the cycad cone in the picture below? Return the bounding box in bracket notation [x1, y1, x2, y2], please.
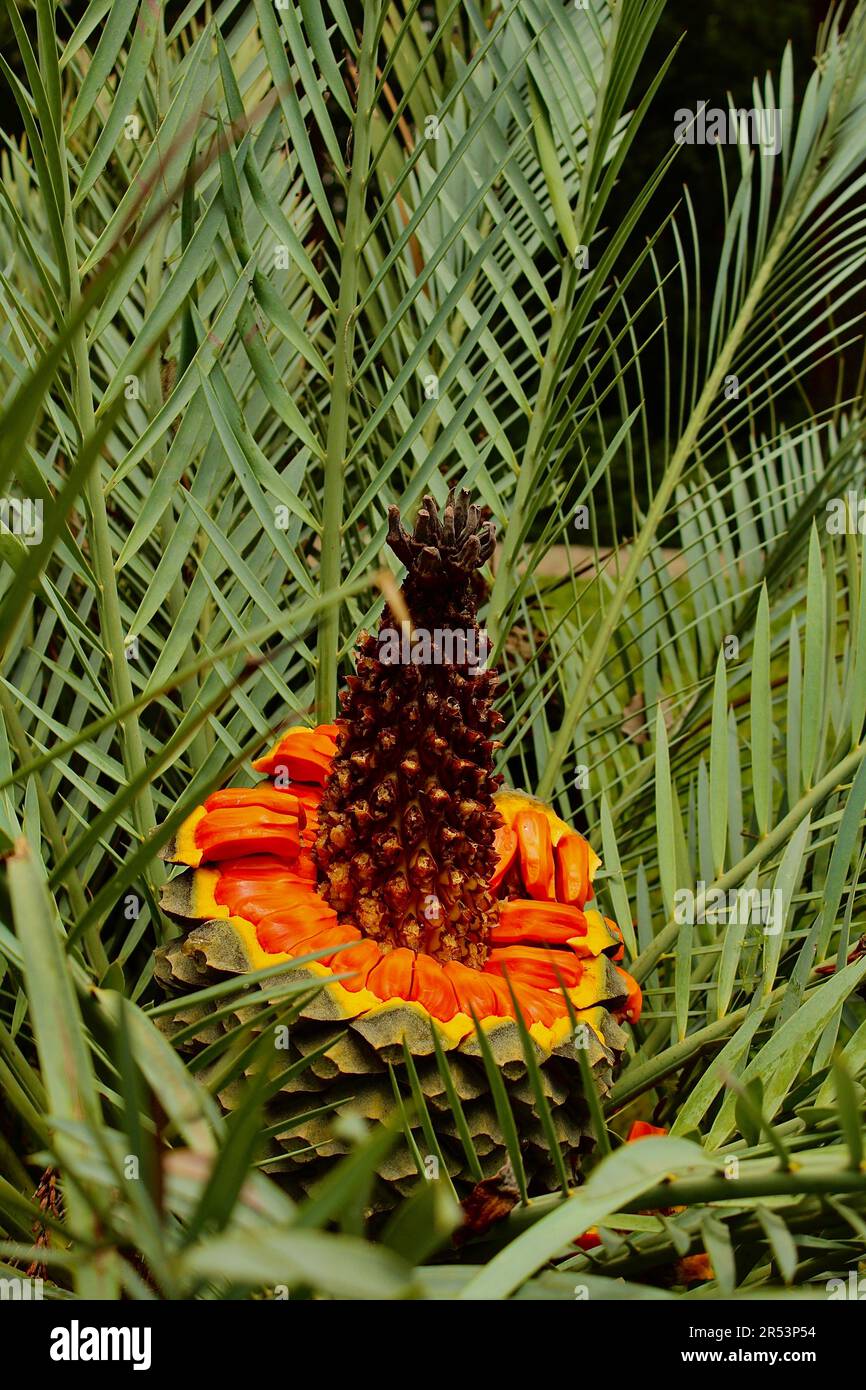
[156, 491, 641, 1200]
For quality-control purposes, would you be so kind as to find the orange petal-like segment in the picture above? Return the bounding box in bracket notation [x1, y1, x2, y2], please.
[514, 808, 555, 899]
[214, 857, 329, 921]
[627, 1120, 667, 1142]
[555, 833, 594, 908]
[288, 921, 361, 966]
[221, 880, 328, 922]
[256, 906, 337, 955]
[203, 787, 305, 827]
[614, 966, 642, 1023]
[293, 785, 324, 837]
[485, 945, 583, 991]
[252, 724, 338, 783]
[367, 946, 415, 1002]
[489, 825, 518, 891]
[214, 855, 312, 888]
[492, 899, 587, 946]
[337, 940, 381, 991]
[215, 854, 304, 880]
[509, 982, 569, 1027]
[194, 807, 301, 862]
[293, 850, 317, 881]
[444, 961, 510, 1018]
[410, 952, 459, 1021]
[293, 785, 324, 813]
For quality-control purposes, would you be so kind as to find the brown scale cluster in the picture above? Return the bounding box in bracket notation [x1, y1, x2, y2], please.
[314, 489, 504, 967]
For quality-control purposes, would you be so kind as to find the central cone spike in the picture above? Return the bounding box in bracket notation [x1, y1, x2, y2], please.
[313, 489, 504, 966]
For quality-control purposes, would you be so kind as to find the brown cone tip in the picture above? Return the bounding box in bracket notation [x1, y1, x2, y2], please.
[314, 488, 503, 967]
[386, 489, 495, 619]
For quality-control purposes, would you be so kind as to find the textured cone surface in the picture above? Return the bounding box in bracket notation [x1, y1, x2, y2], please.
[154, 489, 639, 1209]
[314, 490, 502, 967]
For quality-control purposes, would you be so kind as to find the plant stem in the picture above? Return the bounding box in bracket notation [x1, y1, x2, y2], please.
[488, 0, 624, 649]
[144, 14, 208, 767]
[57, 73, 160, 867]
[315, 5, 380, 721]
[508, 1168, 866, 1241]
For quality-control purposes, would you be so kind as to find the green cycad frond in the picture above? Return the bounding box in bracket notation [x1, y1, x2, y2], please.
[1, 0, 866, 1300]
